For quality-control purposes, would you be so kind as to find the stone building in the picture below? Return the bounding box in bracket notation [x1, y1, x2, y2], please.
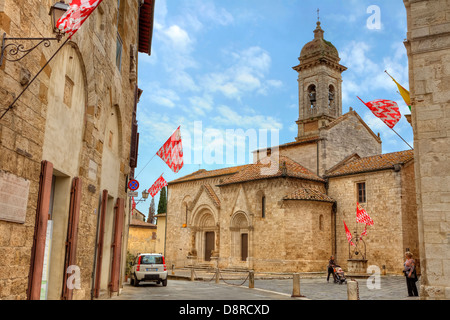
[0, 0, 155, 300]
[403, 0, 450, 300]
[166, 21, 418, 275]
[127, 211, 157, 257]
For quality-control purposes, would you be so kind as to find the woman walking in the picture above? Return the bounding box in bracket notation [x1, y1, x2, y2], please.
[404, 251, 419, 297]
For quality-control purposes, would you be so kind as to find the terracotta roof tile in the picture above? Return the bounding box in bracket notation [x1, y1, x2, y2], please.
[219, 155, 325, 186]
[169, 165, 250, 185]
[325, 150, 414, 177]
[130, 218, 156, 228]
[283, 187, 335, 203]
[252, 136, 320, 153]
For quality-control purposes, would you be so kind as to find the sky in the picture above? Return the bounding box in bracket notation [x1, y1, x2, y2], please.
[134, 0, 411, 217]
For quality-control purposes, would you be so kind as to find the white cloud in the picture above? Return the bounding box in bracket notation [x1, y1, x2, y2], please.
[212, 105, 283, 131]
[200, 46, 281, 100]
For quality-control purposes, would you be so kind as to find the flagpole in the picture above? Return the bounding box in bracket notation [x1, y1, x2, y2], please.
[356, 96, 413, 150]
[135, 153, 157, 179]
[390, 127, 413, 150]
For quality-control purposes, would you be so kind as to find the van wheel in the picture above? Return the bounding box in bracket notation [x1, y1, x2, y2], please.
[162, 279, 167, 287]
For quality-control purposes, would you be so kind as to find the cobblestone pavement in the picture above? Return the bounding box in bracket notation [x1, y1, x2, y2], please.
[112, 269, 420, 301]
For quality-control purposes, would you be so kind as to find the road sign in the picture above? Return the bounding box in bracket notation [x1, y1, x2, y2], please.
[128, 192, 138, 197]
[128, 179, 139, 191]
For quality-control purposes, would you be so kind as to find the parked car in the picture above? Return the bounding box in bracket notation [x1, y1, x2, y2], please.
[130, 253, 168, 287]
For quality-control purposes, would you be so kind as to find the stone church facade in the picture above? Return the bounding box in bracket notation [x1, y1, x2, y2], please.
[166, 21, 418, 275]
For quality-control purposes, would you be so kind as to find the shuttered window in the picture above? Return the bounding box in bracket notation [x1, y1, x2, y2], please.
[27, 161, 54, 300]
[61, 177, 82, 300]
[110, 198, 125, 293]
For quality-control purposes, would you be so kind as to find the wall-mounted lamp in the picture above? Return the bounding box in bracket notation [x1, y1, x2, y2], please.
[135, 189, 150, 204]
[0, 1, 70, 66]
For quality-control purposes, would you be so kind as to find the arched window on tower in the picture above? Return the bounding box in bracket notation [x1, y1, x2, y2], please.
[328, 85, 335, 115]
[307, 84, 316, 115]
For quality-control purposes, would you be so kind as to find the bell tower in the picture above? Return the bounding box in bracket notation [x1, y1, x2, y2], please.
[293, 20, 347, 140]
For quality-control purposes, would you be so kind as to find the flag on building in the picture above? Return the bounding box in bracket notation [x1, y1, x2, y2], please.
[357, 97, 401, 129]
[156, 126, 184, 173]
[57, 0, 104, 38]
[148, 174, 168, 198]
[385, 71, 411, 111]
[356, 202, 374, 226]
[343, 220, 355, 246]
[360, 224, 368, 240]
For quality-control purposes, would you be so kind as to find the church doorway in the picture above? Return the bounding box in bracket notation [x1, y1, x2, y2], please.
[205, 232, 215, 261]
[241, 233, 248, 261]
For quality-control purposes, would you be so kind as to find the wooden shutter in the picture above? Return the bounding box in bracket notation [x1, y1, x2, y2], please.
[110, 198, 125, 293]
[27, 161, 53, 300]
[129, 86, 139, 169]
[61, 177, 82, 300]
[93, 189, 108, 298]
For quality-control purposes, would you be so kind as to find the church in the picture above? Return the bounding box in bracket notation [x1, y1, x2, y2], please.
[165, 21, 419, 275]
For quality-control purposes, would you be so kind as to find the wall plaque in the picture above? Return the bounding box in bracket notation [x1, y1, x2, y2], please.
[0, 171, 30, 224]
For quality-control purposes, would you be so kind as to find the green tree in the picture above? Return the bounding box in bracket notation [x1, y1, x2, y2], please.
[147, 197, 156, 224]
[157, 187, 167, 215]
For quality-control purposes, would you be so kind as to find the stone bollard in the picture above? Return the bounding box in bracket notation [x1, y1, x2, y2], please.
[347, 279, 360, 300]
[248, 270, 254, 289]
[291, 273, 302, 297]
[190, 267, 195, 281]
[215, 268, 220, 284]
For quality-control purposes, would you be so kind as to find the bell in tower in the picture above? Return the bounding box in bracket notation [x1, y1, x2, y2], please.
[292, 20, 347, 140]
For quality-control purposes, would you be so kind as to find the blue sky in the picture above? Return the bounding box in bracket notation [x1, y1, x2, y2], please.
[134, 0, 411, 216]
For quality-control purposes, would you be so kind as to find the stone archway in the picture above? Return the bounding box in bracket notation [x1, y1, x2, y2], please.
[230, 211, 251, 267]
[190, 207, 219, 263]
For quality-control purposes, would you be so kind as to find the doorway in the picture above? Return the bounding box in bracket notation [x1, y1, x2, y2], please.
[205, 232, 215, 261]
[241, 233, 248, 261]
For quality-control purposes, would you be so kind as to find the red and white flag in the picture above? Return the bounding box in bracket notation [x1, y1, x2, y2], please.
[132, 197, 136, 211]
[148, 174, 168, 198]
[343, 220, 355, 247]
[357, 97, 401, 129]
[360, 224, 368, 239]
[56, 0, 103, 38]
[356, 202, 374, 226]
[156, 126, 184, 173]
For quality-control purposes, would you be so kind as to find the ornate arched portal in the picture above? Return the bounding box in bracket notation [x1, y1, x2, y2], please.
[190, 206, 219, 262]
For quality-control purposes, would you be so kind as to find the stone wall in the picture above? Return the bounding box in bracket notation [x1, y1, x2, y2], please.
[328, 166, 417, 274]
[404, 0, 450, 300]
[0, 1, 139, 300]
[320, 111, 382, 176]
[127, 225, 157, 256]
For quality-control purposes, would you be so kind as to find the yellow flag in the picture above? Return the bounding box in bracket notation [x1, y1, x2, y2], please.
[385, 71, 411, 111]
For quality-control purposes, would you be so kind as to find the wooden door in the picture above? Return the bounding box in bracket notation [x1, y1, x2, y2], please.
[205, 232, 215, 261]
[241, 233, 248, 261]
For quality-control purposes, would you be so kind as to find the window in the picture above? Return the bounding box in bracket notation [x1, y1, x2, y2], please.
[357, 182, 366, 203]
[261, 196, 266, 218]
[116, 33, 123, 70]
[140, 255, 164, 265]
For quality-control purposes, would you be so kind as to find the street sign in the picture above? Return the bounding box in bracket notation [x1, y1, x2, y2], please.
[128, 192, 138, 197]
[128, 179, 139, 191]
